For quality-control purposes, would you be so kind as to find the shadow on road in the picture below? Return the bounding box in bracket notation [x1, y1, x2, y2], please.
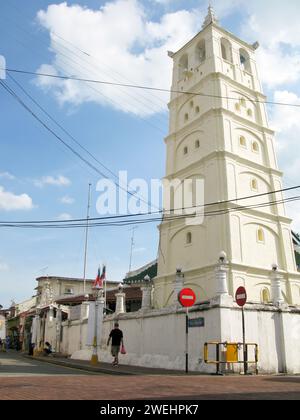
[0, 352, 92, 376]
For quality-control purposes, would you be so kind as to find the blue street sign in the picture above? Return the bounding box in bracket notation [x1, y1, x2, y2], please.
[188, 317, 205, 328]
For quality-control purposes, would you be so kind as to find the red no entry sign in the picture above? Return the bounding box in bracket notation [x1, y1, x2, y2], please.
[235, 286, 247, 307]
[178, 288, 196, 308]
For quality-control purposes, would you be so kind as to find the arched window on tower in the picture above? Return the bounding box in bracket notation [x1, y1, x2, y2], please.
[261, 288, 270, 304]
[195, 40, 206, 65]
[240, 97, 246, 107]
[179, 54, 189, 80]
[239, 136, 246, 148]
[186, 232, 192, 244]
[240, 49, 251, 73]
[247, 109, 253, 118]
[221, 38, 233, 62]
[251, 178, 258, 191]
[235, 103, 241, 113]
[252, 141, 259, 153]
[257, 228, 265, 243]
[195, 139, 200, 149]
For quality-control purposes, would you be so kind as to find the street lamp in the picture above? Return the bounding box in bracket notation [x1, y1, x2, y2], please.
[91, 285, 103, 365]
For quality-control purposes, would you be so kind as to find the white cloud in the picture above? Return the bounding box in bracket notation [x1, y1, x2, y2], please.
[60, 195, 75, 204]
[271, 90, 300, 132]
[35, 0, 300, 115]
[256, 47, 300, 89]
[0, 172, 15, 180]
[57, 213, 72, 220]
[35, 0, 201, 116]
[214, 0, 300, 88]
[0, 186, 34, 211]
[0, 261, 9, 271]
[240, 0, 300, 47]
[269, 90, 300, 231]
[34, 175, 71, 188]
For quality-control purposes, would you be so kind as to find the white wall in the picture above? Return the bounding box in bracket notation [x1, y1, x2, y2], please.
[0, 315, 6, 340]
[61, 302, 300, 374]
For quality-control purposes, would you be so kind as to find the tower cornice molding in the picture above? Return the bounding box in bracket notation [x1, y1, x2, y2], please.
[215, 72, 267, 100]
[167, 107, 274, 142]
[169, 72, 267, 108]
[159, 197, 292, 230]
[221, 108, 275, 135]
[164, 149, 282, 180]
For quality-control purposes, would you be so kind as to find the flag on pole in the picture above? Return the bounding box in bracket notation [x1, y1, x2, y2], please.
[100, 265, 106, 283]
[93, 266, 103, 288]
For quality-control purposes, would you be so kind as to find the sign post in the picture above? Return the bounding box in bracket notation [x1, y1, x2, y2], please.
[235, 286, 248, 375]
[178, 288, 196, 374]
[185, 307, 189, 374]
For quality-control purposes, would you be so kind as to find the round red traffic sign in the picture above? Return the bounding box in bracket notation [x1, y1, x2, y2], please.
[235, 286, 247, 307]
[178, 288, 196, 308]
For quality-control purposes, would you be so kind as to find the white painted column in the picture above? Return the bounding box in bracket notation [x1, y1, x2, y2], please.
[141, 275, 153, 311]
[271, 265, 284, 306]
[79, 301, 89, 350]
[55, 307, 62, 353]
[271, 265, 287, 373]
[215, 251, 229, 296]
[115, 283, 126, 315]
[174, 268, 184, 305]
[211, 252, 233, 308]
[31, 315, 39, 347]
[49, 305, 54, 323]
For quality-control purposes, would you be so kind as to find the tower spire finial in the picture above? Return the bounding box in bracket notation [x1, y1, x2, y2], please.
[202, 4, 218, 29]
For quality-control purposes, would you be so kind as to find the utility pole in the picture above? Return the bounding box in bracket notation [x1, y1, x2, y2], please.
[83, 183, 92, 294]
[128, 226, 138, 273]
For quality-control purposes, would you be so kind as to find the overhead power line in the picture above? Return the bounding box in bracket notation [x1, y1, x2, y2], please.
[4, 67, 300, 108]
[0, 79, 160, 211]
[0, 187, 299, 228]
[0, 195, 299, 229]
[0, 184, 298, 224]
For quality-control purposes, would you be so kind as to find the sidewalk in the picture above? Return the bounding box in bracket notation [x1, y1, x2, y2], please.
[23, 354, 203, 376]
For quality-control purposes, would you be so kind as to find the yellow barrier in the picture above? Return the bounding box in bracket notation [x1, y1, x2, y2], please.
[204, 341, 258, 375]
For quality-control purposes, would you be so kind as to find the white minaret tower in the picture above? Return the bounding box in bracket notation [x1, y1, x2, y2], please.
[154, 6, 300, 308]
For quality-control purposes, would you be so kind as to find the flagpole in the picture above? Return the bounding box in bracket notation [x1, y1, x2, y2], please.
[129, 226, 138, 273]
[104, 265, 107, 315]
[83, 183, 92, 294]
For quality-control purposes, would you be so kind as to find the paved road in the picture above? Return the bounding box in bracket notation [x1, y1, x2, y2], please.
[1, 352, 300, 400]
[0, 351, 103, 377]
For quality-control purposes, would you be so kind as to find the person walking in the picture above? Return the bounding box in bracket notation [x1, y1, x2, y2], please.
[5, 335, 10, 351]
[107, 322, 124, 366]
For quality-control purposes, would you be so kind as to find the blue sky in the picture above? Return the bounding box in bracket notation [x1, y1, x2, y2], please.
[1, 0, 300, 307]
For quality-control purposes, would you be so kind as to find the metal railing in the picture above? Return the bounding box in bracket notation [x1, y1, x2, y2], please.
[204, 341, 259, 375]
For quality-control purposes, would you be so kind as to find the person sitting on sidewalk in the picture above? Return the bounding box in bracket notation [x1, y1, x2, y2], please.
[107, 322, 123, 366]
[43, 341, 52, 356]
